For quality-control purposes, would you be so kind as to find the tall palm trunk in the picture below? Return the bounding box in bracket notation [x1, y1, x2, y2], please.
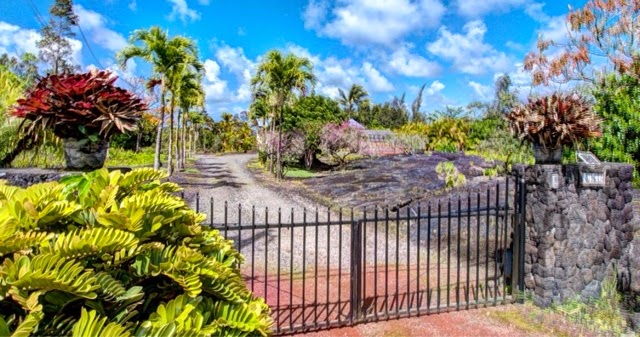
[276, 102, 284, 180]
[167, 93, 176, 176]
[153, 77, 166, 170]
[177, 109, 182, 171]
[181, 113, 187, 169]
[268, 111, 275, 174]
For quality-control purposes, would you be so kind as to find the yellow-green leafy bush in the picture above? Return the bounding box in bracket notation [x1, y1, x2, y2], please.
[0, 168, 272, 337]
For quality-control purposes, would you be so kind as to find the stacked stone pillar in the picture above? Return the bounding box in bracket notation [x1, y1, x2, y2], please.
[520, 164, 634, 306]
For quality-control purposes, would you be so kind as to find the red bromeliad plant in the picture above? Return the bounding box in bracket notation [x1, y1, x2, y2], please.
[506, 93, 602, 150]
[13, 70, 147, 142]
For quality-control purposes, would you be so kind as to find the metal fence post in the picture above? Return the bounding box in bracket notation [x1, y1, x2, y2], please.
[517, 173, 526, 298]
[350, 219, 363, 324]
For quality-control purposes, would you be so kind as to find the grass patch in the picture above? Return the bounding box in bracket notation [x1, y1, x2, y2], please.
[549, 275, 628, 336]
[488, 304, 573, 337]
[106, 147, 166, 167]
[284, 167, 317, 179]
[185, 168, 200, 174]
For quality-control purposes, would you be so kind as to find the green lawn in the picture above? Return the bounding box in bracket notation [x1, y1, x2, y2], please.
[285, 167, 317, 178]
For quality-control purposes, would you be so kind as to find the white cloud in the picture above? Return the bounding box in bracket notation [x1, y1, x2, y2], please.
[427, 20, 512, 75]
[0, 21, 83, 67]
[468, 81, 492, 100]
[128, 0, 137, 11]
[215, 44, 255, 84]
[203, 59, 230, 102]
[362, 62, 393, 92]
[537, 15, 568, 43]
[457, 0, 528, 17]
[388, 47, 441, 77]
[198, 0, 210, 4]
[166, 0, 201, 23]
[426, 80, 445, 95]
[74, 5, 127, 52]
[303, 0, 329, 30]
[304, 0, 445, 46]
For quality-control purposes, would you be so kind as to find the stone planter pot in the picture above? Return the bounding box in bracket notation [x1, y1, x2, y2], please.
[63, 138, 109, 170]
[533, 144, 562, 164]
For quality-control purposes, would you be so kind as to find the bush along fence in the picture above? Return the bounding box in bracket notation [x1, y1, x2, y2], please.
[181, 174, 527, 335]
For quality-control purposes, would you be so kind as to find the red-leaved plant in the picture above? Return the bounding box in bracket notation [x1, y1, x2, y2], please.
[506, 92, 602, 149]
[12, 70, 147, 142]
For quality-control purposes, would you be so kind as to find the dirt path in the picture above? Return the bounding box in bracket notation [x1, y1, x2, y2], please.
[177, 153, 336, 225]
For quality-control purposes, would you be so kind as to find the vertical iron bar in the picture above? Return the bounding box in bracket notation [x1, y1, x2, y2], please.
[447, 198, 451, 310]
[518, 174, 526, 298]
[485, 189, 490, 307]
[374, 206, 379, 320]
[395, 207, 400, 317]
[362, 208, 367, 318]
[385, 207, 389, 319]
[210, 197, 214, 227]
[475, 193, 480, 309]
[416, 202, 422, 315]
[437, 200, 441, 313]
[302, 208, 307, 326]
[406, 205, 411, 315]
[503, 178, 509, 304]
[314, 207, 319, 328]
[251, 206, 256, 292]
[350, 208, 362, 324]
[338, 208, 343, 321]
[277, 208, 282, 329]
[494, 183, 500, 305]
[466, 193, 471, 310]
[290, 208, 294, 330]
[326, 207, 331, 326]
[196, 191, 200, 212]
[427, 202, 431, 314]
[224, 201, 228, 238]
[456, 196, 461, 310]
[264, 207, 268, 309]
[238, 204, 242, 252]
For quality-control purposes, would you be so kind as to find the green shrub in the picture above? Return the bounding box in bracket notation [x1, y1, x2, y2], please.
[551, 273, 627, 336]
[106, 147, 166, 167]
[436, 161, 466, 190]
[0, 168, 272, 336]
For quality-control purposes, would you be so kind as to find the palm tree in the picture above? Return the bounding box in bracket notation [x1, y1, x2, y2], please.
[117, 27, 202, 174]
[251, 50, 315, 180]
[338, 83, 368, 119]
[176, 69, 204, 170]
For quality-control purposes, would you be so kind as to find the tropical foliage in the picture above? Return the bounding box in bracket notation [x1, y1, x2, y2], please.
[589, 75, 640, 166]
[506, 93, 602, 149]
[118, 26, 204, 174]
[12, 70, 146, 141]
[251, 50, 316, 180]
[436, 161, 466, 190]
[0, 168, 272, 336]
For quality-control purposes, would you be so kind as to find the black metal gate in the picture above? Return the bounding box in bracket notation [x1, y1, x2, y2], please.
[187, 172, 526, 335]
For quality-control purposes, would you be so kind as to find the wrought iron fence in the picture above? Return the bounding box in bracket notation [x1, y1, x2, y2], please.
[182, 173, 527, 335]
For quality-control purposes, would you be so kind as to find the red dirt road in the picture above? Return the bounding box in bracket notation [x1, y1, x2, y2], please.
[299, 305, 589, 337]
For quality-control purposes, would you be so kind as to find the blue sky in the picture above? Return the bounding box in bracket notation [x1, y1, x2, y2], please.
[0, 0, 586, 120]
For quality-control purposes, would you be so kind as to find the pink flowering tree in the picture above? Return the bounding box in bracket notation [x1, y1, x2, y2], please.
[257, 130, 305, 172]
[319, 121, 369, 169]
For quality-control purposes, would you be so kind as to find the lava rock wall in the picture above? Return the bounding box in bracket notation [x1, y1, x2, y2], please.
[522, 164, 634, 307]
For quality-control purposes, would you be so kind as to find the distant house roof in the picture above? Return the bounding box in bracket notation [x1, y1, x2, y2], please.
[347, 118, 366, 130]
